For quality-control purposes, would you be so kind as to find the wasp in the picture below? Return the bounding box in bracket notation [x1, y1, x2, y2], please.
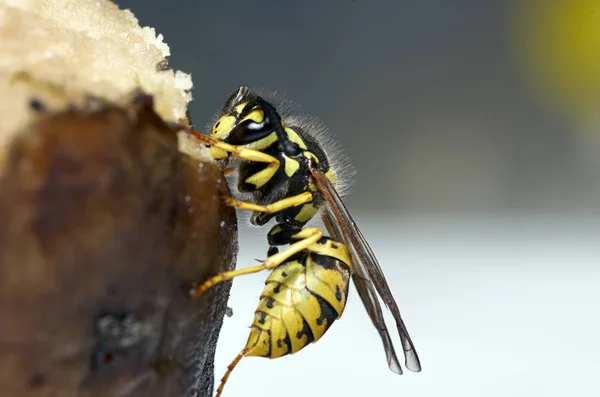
[188, 86, 421, 396]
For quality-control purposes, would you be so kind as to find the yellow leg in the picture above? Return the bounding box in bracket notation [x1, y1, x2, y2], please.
[215, 350, 245, 397]
[193, 132, 280, 189]
[223, 191, 313, 214]
[190, 228, 323, 297]
[190, 263, 271, 297]
[193, 132, 279, 164]
[261, 227, 322, 268]
[211, 228, 326, 397]
[215, 337, 259, 397]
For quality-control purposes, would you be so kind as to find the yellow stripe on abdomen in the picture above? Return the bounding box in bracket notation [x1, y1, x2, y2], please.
[242, 247, 352, 359]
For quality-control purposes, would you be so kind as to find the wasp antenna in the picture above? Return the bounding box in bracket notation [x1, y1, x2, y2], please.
[223, 86, 250, 112]
[236, 86, 249, 100]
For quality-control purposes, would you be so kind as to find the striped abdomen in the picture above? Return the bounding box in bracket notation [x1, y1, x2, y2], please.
[242, 238, 353, 359]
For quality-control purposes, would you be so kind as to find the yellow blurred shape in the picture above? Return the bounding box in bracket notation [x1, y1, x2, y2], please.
[512, 0, 600, 124]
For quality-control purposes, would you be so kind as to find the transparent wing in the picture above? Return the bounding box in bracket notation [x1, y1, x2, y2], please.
[322, 210, 404, 374]
[312, 168, 422, 373]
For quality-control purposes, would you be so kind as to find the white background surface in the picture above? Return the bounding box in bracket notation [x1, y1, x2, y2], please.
[214, 214, 600, 397]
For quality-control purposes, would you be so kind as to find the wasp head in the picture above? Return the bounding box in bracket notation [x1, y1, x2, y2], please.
[208, 86, 289, 161]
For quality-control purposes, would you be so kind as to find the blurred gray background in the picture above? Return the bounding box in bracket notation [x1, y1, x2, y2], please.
[118, 0, 600, 214]
[115, 1, 599, 396]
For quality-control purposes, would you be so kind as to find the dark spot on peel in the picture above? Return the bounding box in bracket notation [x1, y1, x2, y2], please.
[104, 351, 115, 364]
[150, 357, 182, 377]
[91, 312, 147, 371]
[28, 373, 45, 388]
[29, 98, 45, 112]
[331, 242, 339, 249]
[273, 285, 280, 294]
[277, 339, 282, 348]
[266, 298, 274, 309]
[156, 59, 170, 71]
[106, 284, 117, 295]
[281, 271, 288, 277]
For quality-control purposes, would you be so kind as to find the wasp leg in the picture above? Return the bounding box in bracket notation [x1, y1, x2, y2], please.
[215, 348, 248, 397]
[259, 227, 323, 268]
[222, 191, 312, 214]
[190, 262, 272, 297]
[215, 339, 257, 397]
[192, 132, 277, 163]
[190, 228, 323, 297]
[193, 132, 280, 188]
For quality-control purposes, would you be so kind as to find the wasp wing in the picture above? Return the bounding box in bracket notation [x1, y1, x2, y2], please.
[322, 210, 404, 374]
[312, 168, 422, 373]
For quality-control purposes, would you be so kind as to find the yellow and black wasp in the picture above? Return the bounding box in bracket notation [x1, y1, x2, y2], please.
[188, 86, 421, 396]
